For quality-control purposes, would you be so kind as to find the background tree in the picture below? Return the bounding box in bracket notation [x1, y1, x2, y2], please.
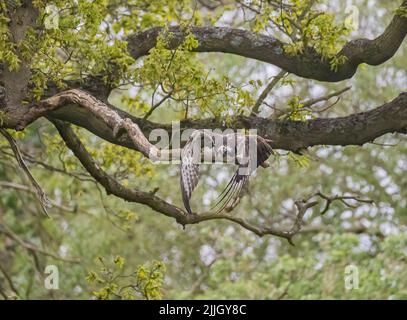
[0, 0, 406, 299]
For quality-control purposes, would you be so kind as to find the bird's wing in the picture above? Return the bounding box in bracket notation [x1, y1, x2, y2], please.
[256, 135, 274, 167]
[180, 131, 202, 214]
[211, 135, 273, 213]
[211, 169, 249, 214]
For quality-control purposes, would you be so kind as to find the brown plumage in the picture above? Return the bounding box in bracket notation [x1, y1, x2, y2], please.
[180, 130, 274, 214]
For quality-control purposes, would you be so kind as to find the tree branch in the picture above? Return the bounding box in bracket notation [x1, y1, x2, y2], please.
[6, 89, 405, 154]
[0, 1, 39, 109]
[49, 118, 300, 241]
[313, 191, 374, 215]
[51, 119, 187, 221]
[52, 120, 272, 235]
[127, 1, 407, 82]
[0, 181, 75, 213]
[251, 70, 287, 116]
[0, 129, 51, 216]
[301, 86, 352, 109]
[0, 261, 19, 297]
[49, 119, 377, 242]
[143, 90, 174, 120]
[271, 86, 352, 119]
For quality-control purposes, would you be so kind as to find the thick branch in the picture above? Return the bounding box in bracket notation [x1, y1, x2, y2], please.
[51, 119, 186, 221]
[25, 125, 376, 242]
[49, 119, 331, 242]
[0, 1, 39, 109]
[127, 1, 407, 82]
[7, 89, 406, 154]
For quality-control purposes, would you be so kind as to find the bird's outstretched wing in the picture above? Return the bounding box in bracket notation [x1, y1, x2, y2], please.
[211, 135, 273, 213]
[180, 131, 202, 214]
[211, 170, 249, 214]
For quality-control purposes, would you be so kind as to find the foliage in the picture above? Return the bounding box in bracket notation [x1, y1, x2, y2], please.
[188, 233, 407, 299]
[0, 7, 20, 71]
[86, 256, 166, 300]
[252, 0, 351, 69]
[0, 0, 406, 300]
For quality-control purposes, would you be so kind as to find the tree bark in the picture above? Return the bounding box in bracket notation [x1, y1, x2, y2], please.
[127, 0, 407, 82]
[2, 89, 405, 154]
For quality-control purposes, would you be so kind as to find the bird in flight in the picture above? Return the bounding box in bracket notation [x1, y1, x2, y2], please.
[180, 130, 274, 214]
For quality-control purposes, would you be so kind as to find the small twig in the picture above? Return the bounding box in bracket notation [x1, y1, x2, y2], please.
[277, 86, 351, 119]
[314, 191, 374, 215]
[251, 2, 318, 117]
[307, 96, 341, 114]
[0, 145, 93, 182]
[0, 285, 8, 300]
[251, 70, 288, 116]
[143, 89, 173, 119]
[301, 86, 351, 109]
[0, 129, 51, 217]
[0, 181, 75, 212]
[0, 261, 20, 297]
[369, 141, 399, 147]
[285, 200, 319, 244]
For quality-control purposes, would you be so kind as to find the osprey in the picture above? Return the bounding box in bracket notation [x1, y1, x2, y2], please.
[180, 130, 274, 214]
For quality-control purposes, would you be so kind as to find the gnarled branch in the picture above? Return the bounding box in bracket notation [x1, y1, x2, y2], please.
[6, 89, 406, 155]
[127, 1, 407, 82]
[52, 119, 375, 242]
